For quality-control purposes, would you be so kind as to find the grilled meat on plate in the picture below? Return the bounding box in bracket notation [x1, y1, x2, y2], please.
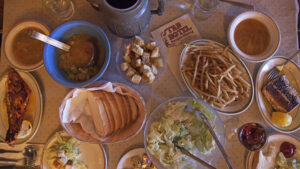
[262, 75, 300, 113]
[5, 69, 31, 145]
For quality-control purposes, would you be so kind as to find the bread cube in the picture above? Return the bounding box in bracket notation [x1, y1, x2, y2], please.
[124, 43, 132, 56]
[57, 150, 65, 158]
[140, 65, 152, 74]
[133, 36, 145, 46]
[65, 164, 73, 169]
[135, 53, 141, 58]
[153, 58, 164, 68]
[136, 59, 142, 67]
[126, 67, 136, 77]
[120, 62, 129, 71]
[146, 41, 156, 50]
[141, 75, 149, 83]
[151, 65, 158, 75]
[123, 55, 131, 63]
[151, 46, 160, 58]
[145, 71, 155, 83]
[131, 74, 142, 84]
[142, 52, 151, 65]
[131, 44, 144, 56]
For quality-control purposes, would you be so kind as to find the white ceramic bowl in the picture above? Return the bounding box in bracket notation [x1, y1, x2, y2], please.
[228, 11, 281, 62]
[4, 20, 50, 71]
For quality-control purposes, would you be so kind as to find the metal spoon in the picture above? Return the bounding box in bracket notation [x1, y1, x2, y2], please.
[172, 140, 216, 169]
[195, 110, 235, 169]
[220, 0, 254, 9]
[28, 30, 97, 68]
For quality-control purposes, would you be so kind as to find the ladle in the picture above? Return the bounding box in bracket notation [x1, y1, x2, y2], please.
[28, 30, 97, 68]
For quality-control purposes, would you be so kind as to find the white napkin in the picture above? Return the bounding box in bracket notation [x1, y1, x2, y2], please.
[60, 82, 123, 140]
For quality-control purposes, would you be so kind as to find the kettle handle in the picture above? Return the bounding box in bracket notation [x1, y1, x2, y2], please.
[151, 0, 166, 16]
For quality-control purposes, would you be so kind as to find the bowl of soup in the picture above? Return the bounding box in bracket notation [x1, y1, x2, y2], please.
[4, 21, 50, 71]
[43, 20, 111, 88]
[228, 11, 281, 62]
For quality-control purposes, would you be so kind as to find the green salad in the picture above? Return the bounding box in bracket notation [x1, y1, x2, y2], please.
[47, 133, 87, 169]
[147, 99, 216, 169]
[276, 151, 300, 169]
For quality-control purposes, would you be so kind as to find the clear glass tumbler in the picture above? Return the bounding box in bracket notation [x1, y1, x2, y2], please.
[42, 0, 75, 20]
[192, 0, 219, 20]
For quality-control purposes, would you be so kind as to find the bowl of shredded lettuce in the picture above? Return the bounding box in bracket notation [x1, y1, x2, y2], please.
[144, 96, 226, 169]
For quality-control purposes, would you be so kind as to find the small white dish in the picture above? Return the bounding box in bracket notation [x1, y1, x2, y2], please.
[41, 131, 107, 169]
[117, 148, 145, 169]
[4, 20, 50, 71]
[228, 11, 281, 62]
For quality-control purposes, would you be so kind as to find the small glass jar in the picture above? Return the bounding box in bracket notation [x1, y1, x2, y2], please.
[42, 0, 75, 20]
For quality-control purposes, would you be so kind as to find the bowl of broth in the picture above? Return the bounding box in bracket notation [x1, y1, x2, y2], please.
[43, 20, 111, 88]
[4, 21, 50, 71]
[228, 11, 281, 62]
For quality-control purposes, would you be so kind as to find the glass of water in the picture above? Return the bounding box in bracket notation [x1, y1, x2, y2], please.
[192, 0, 219, 20]
[42, 0, 75, 20]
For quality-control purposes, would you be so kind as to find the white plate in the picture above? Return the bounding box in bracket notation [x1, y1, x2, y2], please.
[0, 69, 43, 144]
[41, 131, 107, 169]
[256, 57, 300, 133]
[180, 39, 254, 115]
[246, 133, 300, 169]
[117, 148, 145, 169]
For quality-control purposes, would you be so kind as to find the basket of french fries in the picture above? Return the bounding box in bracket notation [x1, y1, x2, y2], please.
[180, 39, 254, 114]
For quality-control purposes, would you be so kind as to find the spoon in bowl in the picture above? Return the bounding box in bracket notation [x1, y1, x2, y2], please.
[28, 30, 97, 68]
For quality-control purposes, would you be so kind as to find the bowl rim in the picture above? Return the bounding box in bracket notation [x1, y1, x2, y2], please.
[143, 96, 226, 168]
[227, 10, 281, 63]
[255, 56, 300, 133]
[43, 20, 111, 88]
[4, 20, 51, 71]
[179, 39, 255, 115]
[59, 81, 147, 144]
[115, 35, 167, 86]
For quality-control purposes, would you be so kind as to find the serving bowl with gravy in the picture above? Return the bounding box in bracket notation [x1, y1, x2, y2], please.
[228, 11, 281, 62]
[4, 21, 50, 71]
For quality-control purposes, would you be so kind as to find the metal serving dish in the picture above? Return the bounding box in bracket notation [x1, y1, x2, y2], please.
[256, 57, 300, 133]
[180, 39, 254, 115]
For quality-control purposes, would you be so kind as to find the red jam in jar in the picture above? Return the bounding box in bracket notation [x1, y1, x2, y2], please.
[238, 123, 267, 151]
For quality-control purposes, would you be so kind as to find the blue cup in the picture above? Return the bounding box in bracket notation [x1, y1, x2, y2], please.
[43, 20, 111, 88]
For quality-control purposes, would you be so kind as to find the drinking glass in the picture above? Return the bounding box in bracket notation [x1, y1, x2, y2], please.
[192, 0, 219, 20]
[42, 0, 75, 20]
[225, 118, 268, 151]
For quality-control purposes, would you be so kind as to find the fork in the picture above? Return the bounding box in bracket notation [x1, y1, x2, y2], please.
[0, 146, 37, 166]
[267, 50, 300, 80]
